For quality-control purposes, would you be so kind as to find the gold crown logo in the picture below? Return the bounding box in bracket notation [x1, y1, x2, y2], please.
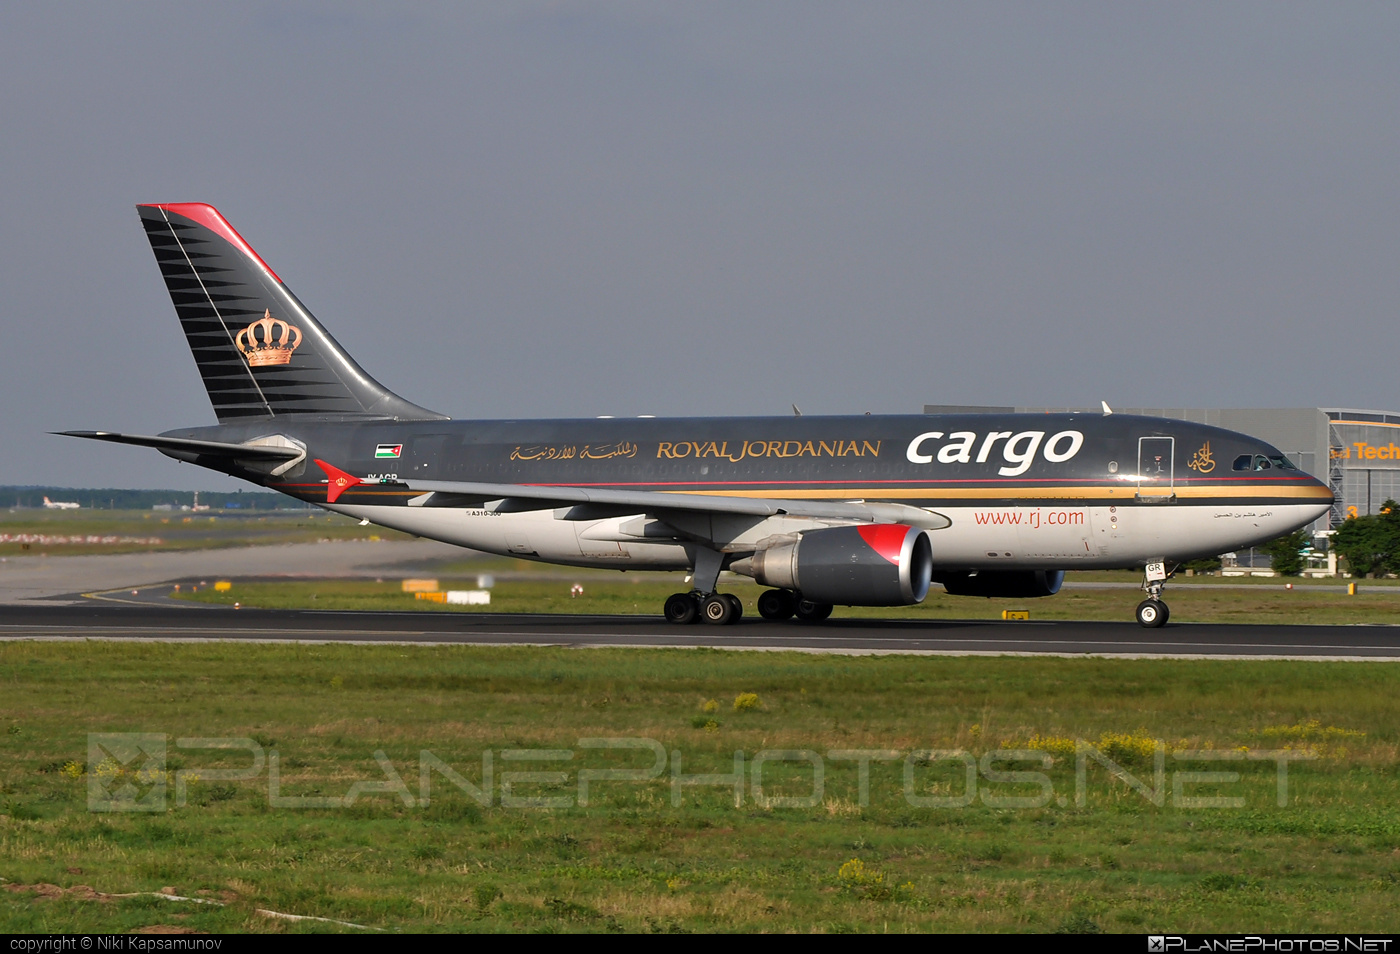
[235, 310, 302, 367]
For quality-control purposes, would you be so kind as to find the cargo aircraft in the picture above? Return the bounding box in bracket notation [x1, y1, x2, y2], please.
[62, 204, 1333, 627]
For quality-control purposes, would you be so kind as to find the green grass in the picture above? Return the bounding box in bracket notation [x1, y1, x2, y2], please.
[1, 643, 1398, 932]
[174, 575, 1400, 625]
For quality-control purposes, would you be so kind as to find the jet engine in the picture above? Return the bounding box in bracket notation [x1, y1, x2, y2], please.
[732, 524, 933, 605]
[934, 569, 1065, 598]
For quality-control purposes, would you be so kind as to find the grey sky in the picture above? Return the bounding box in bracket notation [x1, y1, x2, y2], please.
[2, 3, 1396, 489]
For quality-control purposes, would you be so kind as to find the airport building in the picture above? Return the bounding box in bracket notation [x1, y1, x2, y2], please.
[924, 405, 1400, 530]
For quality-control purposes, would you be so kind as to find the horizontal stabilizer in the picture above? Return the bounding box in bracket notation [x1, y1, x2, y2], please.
[55, 431, 304, 460]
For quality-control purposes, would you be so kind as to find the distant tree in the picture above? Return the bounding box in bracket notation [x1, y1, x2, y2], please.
[1262, 529, 1309, 577]
[1181, 556, 1222, 574]
[1331, 499, 1400, 577]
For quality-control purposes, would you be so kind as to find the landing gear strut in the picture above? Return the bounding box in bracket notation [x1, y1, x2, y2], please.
[664, 545, 742, 625]
[1135, 561, 1171, 628]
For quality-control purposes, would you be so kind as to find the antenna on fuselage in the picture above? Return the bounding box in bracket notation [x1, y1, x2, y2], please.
[1101, 401, 1114, 416]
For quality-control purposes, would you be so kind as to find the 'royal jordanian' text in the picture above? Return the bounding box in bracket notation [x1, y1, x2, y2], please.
[657, 440, 881, 461]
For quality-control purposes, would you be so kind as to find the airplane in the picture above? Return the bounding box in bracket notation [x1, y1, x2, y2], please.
[42, 496, 80, 510]
[60, 203, 1334, 628]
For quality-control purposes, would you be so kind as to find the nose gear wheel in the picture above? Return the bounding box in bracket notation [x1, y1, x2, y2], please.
[1136, 599, 1168, 628]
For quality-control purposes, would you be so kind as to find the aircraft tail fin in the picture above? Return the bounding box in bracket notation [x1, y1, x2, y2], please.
[136, 203, 446, 423]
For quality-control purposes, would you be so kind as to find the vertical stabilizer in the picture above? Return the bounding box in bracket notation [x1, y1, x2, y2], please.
[137, 203, 446, 423]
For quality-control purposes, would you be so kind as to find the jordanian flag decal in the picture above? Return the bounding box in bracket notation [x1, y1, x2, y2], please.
[375, 444, 403, 459]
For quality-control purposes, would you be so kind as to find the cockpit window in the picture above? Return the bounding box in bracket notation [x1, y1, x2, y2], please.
[1233, 454, 1299, 472]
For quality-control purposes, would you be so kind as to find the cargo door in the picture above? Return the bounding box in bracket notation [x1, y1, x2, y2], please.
[407, 434, 449, 478]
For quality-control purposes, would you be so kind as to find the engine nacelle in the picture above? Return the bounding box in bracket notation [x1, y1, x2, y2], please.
[734, 524, 933, 606]
[934, 569, 1065, 599]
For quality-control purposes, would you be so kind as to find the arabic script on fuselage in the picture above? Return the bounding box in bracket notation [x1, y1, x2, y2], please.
[1187, 440, 1216, 473]
[510, 442, 639, 462]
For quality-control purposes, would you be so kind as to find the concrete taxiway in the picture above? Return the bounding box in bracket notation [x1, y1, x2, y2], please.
[3, 601, 1399, 660]
[0, 539, 467, 604]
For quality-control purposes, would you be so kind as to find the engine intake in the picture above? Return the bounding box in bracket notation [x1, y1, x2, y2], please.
[734, 524, 933, 606]
[934, 569, 1065, 598]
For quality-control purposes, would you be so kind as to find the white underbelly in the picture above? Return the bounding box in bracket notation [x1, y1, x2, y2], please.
[326, 500, 1329, 572]
[326, 504, 692, 569]
[932, 502, 1329, 567]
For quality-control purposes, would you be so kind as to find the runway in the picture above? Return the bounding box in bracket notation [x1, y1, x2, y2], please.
[4, 600, 1400, 660]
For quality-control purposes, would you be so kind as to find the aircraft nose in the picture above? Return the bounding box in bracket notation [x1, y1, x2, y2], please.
[1301, 471, 1334, 511]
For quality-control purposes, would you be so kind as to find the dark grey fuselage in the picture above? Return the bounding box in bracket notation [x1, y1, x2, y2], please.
[161, 411, 1333, 573]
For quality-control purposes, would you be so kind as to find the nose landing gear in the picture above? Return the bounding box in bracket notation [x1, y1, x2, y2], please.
[1135, 596, 1168, 627]
[1136, 561, 1171, 628]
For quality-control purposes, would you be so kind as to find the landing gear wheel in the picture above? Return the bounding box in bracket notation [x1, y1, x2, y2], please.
[724, 594, 743, 623]
[794, 598, 834, 622]
[702, 594, 736, 625]
[664, 592, 699, 625]
[1136, 599, 1168, 628]
[757, 589, 796, 621]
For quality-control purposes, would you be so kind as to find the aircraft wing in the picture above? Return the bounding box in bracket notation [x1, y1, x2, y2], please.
[399, 477, 951, 529]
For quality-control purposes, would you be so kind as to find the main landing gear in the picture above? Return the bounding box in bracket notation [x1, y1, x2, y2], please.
[662, 546, 834, 626]
[664, 591, 743, 625]
[662, 588, 833, 625]
[663, 546, 746, 625]
[1135, 561, 1171, 628]
[755, 589, 832, 622]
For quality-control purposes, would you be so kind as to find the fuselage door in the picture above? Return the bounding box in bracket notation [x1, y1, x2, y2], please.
[1137, 437, 1175, 501]
[408, 434, 449, 478]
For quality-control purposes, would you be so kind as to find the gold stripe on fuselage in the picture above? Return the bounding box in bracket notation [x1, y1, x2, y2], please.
[667, 484, 1333, 502]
